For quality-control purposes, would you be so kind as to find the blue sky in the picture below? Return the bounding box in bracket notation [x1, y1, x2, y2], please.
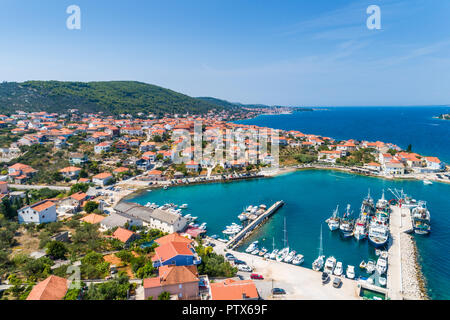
[0, 0, 449, 106]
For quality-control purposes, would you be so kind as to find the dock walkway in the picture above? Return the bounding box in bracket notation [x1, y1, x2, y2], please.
[226, 200, 284, 249]
[387, 205, 415, 300]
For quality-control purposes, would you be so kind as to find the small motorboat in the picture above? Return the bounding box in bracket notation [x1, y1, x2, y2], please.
[251, 249, 260, 255]
[366, 260, 376, 274]
[292, 254, 304, 265]
[359, 260, 367, 269]
[334, 261, 343, 276]
[423, 179, 433, 185]
[381, 251, 388, 259]
[258, 248, 268, 256]
[269, 249, 279, 260]
[346, 265, 355, 279]
[283, 250, 296, 263]
[375, 249, 381, 256]
[379, 276, 387, 286]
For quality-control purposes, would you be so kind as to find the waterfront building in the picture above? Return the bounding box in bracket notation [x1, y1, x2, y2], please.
[152, 240, 201, 268]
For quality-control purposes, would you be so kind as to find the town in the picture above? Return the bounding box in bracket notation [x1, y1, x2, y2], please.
[0, 108, 448, 301]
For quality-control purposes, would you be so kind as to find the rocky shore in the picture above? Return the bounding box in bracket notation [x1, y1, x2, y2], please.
[400, 232, 428, 300]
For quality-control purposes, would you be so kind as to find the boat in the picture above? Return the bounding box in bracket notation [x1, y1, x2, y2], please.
[312, 225, 325, 271]
[218, 238, 228, 243]
[389, 188, 418, 209]
[283, 250, 296, 263]
[258, 248, 268, 256]
[324, 256, 336, 274]
[411, 201, 431, 235]
[334, 261, 343, 276]
[269, 249, 279, 260]
[179, 204, 188, 209]
[376, 189, 389, 211]
[423, 179, 433, 185]
[366, 260, 375, 274]
[346, 265, 355, 279]
[210, 235, 218, 239]
[238, 213, 248, 221]
[245, 241, 258, 253]
[276, 217, 290, 262]
[368, 213, 389, 248]
[379, 276, 387, 286]
[339, 204, 354, 237]
[375, 249, 381, 256]
[361, 189, 376, 216]
[292, 254, 304, 265]
[376, 257, 387, 275]
[359, 261, 367, 269]
[276, 247, 290, 262]
[163, 185, 168, 190]
[251, 249, 260, 255]
[353, 220, 367, 241]
[381, 251, 388, 259]
[326, 205, 340, 231]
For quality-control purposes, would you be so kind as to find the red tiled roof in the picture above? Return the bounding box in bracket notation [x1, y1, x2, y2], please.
[210, 279, 259, 300]
[26, 275, 68, 300]
[112, 227, 136, 243]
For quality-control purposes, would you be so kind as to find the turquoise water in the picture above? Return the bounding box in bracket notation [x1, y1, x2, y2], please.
[236, 106, 450, 163]
[129, 170, 450, 300]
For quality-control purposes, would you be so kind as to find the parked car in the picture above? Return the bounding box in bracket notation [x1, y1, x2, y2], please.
[250, 273, 264, 280]
[271, 288, 286, 295]
[225, 253, 236, 261]
[333, 277, 342, 288]
[321, 272, 330, 284]
[233, 259, 246, 265]
[237, 264, 252, 272]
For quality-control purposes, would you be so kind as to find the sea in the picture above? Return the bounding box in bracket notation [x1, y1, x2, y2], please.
[128, 106, 450, 300]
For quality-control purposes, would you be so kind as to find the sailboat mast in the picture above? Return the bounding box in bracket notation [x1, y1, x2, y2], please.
[319, 224, 323, 257]
[283, 217, 287, 248]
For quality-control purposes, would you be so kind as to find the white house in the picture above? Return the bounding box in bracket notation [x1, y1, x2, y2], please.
[423, 157, 445, 172]
[18, 200, 57, 224]
[92, 172, 113, 186]
[94, 142, 112, 154]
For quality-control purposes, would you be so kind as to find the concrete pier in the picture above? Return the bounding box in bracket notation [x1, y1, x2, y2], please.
[387, 205, 423, 300]
[226, 200, 284, 249]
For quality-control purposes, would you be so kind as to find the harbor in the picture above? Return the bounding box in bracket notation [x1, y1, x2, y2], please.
[128, 169, 448, 299]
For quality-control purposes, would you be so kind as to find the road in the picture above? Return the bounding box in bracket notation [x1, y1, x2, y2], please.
[9, 184, 70, 191]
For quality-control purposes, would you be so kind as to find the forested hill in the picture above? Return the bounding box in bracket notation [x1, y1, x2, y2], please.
[0, 81, 231, 116]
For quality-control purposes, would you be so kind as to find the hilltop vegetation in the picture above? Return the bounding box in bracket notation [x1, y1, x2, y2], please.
[0, 81, 227, 117]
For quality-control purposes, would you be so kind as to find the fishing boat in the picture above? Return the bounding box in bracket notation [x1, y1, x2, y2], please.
[326, 205, 340, 231]
[376, 257, 388, 274]
[245, 241, 258, 253]
[346, 265, 355, 279]
[366, 260, 375, 274]
[339, 204, 354, 238]
[334, 261, 343, 276]
[353, 219, 367, 241]
[411, 201, 431, 235]
[312, 225, 325, 272]
[361, 189, 376, 216]
[368, 213, 389, 248]
[324, 256, 336, 274]
[376, 189, 389, 211]
[292, 254, 304, 265]
[283, 250, 296, 263]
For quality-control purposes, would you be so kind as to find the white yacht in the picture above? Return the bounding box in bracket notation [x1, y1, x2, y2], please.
[245, 241, 258, 253]
[292, 254, 304, 265]
[324, 256, 337, 274]
[423, 179, 433, 185]
[269, 249, 279, 260]
[312, 225, 325, 272]
[346, 265, 355, 279]
[276, 247, 289, 262]
[251, 248, 260, 255]
[179, 204, 188, 209]
[334, 261, 343, 276]
[283, 250, 296, 263]
[376, 257, 388, 274]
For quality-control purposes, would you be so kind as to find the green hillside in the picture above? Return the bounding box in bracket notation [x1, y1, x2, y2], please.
[0, 81, 228, 116]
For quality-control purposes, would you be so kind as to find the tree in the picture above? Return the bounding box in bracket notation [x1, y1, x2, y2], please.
[46, 241, 68, 260]
[407, 144, 413, 153]
[84, 201, 99, 213]
[70, 183, 90, 195]
[158, 291, 171, 300]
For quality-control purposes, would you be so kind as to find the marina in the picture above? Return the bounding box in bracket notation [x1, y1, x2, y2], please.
[128, 169, 450, 299]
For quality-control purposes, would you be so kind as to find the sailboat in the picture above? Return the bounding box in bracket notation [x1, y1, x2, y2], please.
[312, 225, 325, 271]
[326, 205, 340, 231]
[276, 217, 290, 262]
